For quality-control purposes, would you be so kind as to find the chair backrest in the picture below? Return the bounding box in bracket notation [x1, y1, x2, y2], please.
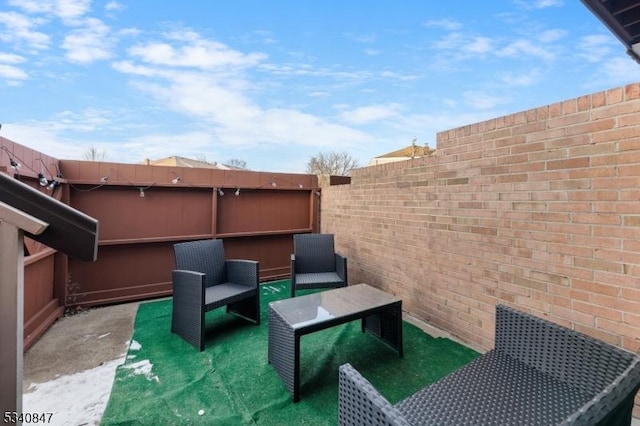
[173, 239, 227, 287]
[293, 233, 336, 273]
[494, 305, 636, 396]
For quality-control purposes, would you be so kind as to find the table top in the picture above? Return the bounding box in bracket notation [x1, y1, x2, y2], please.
[269, 283, 401, 330]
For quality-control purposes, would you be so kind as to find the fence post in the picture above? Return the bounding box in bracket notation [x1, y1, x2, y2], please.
[0, 201, 48, 424]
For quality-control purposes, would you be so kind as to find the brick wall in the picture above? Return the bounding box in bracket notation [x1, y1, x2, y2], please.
[321, 83, 640, 415]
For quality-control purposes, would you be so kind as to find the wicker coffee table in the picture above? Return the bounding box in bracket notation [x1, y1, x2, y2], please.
[268, 283, 403, 402]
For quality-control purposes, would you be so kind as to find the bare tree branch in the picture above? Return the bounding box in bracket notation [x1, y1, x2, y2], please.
[227, 158, 248, 169]
[83, 145, 107, 162]
[306, 151, 359, 176]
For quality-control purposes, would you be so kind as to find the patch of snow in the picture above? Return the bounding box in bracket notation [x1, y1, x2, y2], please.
[129, 340, 141, 351]
[23, 357, 125, 426]
[97, 333, 111, 339]
[122, 359, 159, 382]
[263, 285, 282, 294]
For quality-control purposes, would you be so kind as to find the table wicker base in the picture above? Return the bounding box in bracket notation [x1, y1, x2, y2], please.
[268, 284, 403, 402]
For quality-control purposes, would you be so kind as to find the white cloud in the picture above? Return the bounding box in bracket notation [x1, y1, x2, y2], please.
[424, 19, 462, 31]
[433, 32, 465, 50]
[463, 91, 510, 110]
[0, 52, 27, 64]
[62, 18, 112, 63]
[0, 63, 28, 83]
[0, 11, 50, 51]
[498, 68, 542, 87]
[56, 0, 91, 22]
[584, 56, 640, 90]
[532, 0, 563, 8]
[339, 104, 403, 125]
[537, 29, 567, 43]
[379, 70, 418, 81]
[105, 1, 125, 13]
[7, 0, 55, 14]
[8, 0, 91, 23]
[514, 0, 563, 9]
[115, 58, 371, 151]
[433, 33, 494, 56]
[114, 131, 221, 163]
[347, 33, 376, 44]
[50, 109, 112, 132]
[496, 39, 555, 60]
[0, 52, 28, 84]
[576, 34, 615, 63]
[128, 32, 267, 69]
[466, 36, 493, 54]
[0, 123, 86, 160]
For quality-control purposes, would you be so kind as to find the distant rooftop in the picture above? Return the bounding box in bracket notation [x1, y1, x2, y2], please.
[368, 143, 435, 166]
[143, 156, 244, 170]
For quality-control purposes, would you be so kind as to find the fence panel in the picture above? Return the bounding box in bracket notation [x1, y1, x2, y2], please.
[61, 160, 319, 307]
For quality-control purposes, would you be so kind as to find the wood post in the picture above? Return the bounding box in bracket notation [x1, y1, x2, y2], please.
[0, 201, 48, 421]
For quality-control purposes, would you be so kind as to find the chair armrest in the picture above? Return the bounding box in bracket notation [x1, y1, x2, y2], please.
[335, 253, 347, 283]
[338, 363, 411, 426]
[226, 259, 259, 288]
[172, 269, 205, 307]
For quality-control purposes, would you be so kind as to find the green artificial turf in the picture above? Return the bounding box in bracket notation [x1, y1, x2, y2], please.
[101, 280, 479, 425]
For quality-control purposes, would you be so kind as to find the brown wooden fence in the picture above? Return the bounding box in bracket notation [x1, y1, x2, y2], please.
[1, 137, 320, 348]
[1, 137, 64, 350]
[61, 160, 320, 307]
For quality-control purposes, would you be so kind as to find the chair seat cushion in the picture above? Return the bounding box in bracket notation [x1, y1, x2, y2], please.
[204, 282, 256, 310]
[395, 350, 593, 426]
[295, 272, 344, 286]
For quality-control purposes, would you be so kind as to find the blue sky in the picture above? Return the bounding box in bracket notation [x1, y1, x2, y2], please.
[1, 0, 640, 173]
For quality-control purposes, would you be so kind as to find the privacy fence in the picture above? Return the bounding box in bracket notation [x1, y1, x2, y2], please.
[0, 139, 319, 348]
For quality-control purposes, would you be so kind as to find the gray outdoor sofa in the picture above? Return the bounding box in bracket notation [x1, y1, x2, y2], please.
[338, 304, 640, 426]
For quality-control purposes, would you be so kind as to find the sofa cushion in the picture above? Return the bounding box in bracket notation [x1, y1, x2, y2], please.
[395, 350, 593, 426]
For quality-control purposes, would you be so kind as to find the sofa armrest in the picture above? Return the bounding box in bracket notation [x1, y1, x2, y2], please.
[226, 259, 259, 288]
[335, 253, 347, 283]
[338, 363, 411, 426]
[560, 354, 640, 426]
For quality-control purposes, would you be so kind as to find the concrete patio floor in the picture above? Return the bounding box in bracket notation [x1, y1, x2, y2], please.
[22, 302, 139, 426]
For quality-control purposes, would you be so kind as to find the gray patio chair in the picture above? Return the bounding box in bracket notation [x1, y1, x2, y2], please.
[171, 238, 260, 351]
[290, 233, 347, 297]
[338, 304, 640, 426]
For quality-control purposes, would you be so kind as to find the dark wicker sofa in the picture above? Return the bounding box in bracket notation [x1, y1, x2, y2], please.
[338, 304, 640, 426]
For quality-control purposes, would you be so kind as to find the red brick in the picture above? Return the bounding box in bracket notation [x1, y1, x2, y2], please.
[624, 83, 640, 100]
[546, 157, 590, 170]
[607, 87, 623, 104]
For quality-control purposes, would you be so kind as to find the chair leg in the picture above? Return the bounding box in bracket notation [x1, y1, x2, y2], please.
[172, 299, 205, 351]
